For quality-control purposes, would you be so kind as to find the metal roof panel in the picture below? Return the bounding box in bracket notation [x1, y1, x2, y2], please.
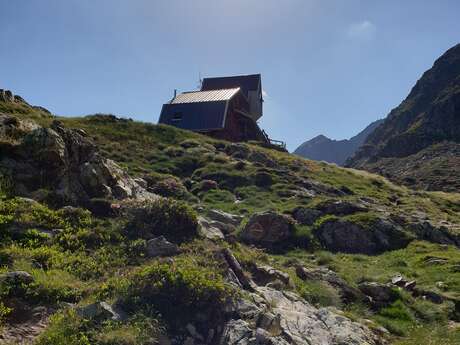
[171, 88, 240, 104]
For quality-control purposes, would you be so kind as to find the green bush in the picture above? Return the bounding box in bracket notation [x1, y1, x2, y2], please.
[124, 198, 198, 243]
[36, 309, 91, 345]
[0, 301, 12, 324]
[121, 260, 233, 328]
[151, 178, 188, 199]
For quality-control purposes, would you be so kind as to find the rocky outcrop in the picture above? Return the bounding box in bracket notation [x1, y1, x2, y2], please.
[198, 216, 226, 240]
[0, 89, 29, 105]
[315, 199, 367, 216]
[0, 117, 154, 206]
[358, 282, 398, 308]
[206, 209, 243, 227]
[291, 207, 321, 225]
[146, 236, 180, 257]
[314, 217, 414, 254]
[197, 209, 242, 241]
[76, 301, 127, 321]
[0, 271, 34, 285]
[410, 221, 460, 246]
[240, 211, 295, 249]
[216, 249, 384, 345]
[0, 89, 51, 114]
[248, 264, 291, 288]
[221, 286, 384, 345]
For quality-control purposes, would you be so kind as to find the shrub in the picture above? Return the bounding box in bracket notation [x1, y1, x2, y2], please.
[19, 229, 50, 248]
[36, 309, 91, 345]
[95, 317, 163, 345]
[121, 260, 233, 328]
[0, 301, 12, 324]
[124, 198, 198, 243]
[151, 178, 188, 199]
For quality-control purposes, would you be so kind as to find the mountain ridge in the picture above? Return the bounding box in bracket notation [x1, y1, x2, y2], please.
[347, 43, 460, 191]
[294, 119, 383, 165]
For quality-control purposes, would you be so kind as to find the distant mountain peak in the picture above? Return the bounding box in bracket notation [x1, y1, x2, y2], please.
[294, 119, 383, 165]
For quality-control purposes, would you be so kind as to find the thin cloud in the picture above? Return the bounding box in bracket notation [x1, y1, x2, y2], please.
[262, 89, 269, 99]
[346, 20, 376, 41]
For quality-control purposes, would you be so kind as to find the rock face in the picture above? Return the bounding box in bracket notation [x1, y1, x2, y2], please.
[197, 216, 225, 240]
[0, 89, 51, 114]
[347, 43, 460, 192]
[314, 218, 413, 254]
[358, 282, 398, 308]
[315, 200, 367, 216]
[240, 211, 295, 249]
[221, 286, 383, 345]
[76, 302, 127, 321]
[0, 117, 154, 206]
[146, 236, 180, 257]
[249, 264, 291, 288]
[292, 207, 322, 226]
[0, 271, 34, 285]
[294, 119, 383, 165]
[0, 89, 30, 105]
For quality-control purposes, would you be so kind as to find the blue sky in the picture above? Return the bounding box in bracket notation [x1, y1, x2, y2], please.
[1, 1, 459, 151]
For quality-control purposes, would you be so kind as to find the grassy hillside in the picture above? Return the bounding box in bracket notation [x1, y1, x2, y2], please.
[0, 105, 459, 344]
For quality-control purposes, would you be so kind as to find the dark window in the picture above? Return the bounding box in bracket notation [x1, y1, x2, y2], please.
[171, 112, 182, 122]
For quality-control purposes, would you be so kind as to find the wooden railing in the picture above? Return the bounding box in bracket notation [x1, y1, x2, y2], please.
[261, 129, 286, 149]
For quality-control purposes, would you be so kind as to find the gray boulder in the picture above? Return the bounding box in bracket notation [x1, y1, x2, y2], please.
[410, 221, 460, 246]
[315, 200, 367, 216]
[146, 236, 180, 257]
[249, 264, 290, 288]
[220, 319, 253, 345]
[292, 207, 321, 225]
[241, 211, 295, 248]
[0, 271, 34, 285]
[206, 209, 243, 227]
[76, 301, 127, 321]
[198, 216, 225, 240]
[359, 282, 398, 308]
[315, 217, 413, 254]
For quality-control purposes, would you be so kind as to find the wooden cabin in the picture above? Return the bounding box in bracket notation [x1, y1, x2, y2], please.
[159, 74, 284, 147]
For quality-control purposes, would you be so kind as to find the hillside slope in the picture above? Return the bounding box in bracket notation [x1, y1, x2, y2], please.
[0, 92, 459, 345]
[294, 119, 383, 165]
[347, 43, 460, 191]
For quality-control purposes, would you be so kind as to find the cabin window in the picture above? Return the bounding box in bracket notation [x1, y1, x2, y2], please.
[171, 112, 182, 122]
